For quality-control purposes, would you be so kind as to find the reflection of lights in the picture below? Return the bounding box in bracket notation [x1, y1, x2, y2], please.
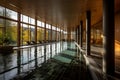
[115, 40, 120, 52]
[101, 34, 103, 38]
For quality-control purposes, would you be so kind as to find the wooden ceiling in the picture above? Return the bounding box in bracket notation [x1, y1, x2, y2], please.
[0, 0, 120, 31]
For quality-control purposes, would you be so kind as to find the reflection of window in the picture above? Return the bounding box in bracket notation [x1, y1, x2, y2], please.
[6, 8, 18, 20]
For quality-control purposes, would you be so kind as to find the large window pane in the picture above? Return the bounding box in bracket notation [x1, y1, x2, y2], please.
[41, 22, 44, 27]
[21, 24, 29, 45]
[57, 32, 60, 41]
[30, 25, 35, 41]
[37, 27, 44, 42]
[0, 6, 5, 16]
[46, 24, 49, 29]
[41, 28, 44, 41]
[6, 20, 17, 46]
[52, 26, 56, 30]
[6, 9, 17, 20]
[37, 27, 41, 42]
[52, 31, 56, 41]
[46, 29, 48, 41]
[37, 21, 42, 26]
[29, 18, 35, 25]
[21, 15, 28, 23]
[0, 19, 4, 45]
[48, 29, 51, 41]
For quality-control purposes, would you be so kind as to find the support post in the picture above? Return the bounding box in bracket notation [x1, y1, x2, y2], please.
[80, 21, 83, 48]
[86, 11, 91, 55]
[103, 0, 115, 75]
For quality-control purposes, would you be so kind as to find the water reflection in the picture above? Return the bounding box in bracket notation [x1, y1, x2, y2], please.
[0, 41, 68, 80]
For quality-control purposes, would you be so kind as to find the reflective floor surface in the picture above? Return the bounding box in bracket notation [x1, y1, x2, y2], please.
[0, 42, 68, 80]
[0, 41, 120, 80]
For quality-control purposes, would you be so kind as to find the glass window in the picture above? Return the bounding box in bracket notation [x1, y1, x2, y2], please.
[48, 24, 51, 29]
[0, 19, 4, 45]
[37, 20, 42, 26]
[21, 24, 29, 45]
[6, 9, 18, 20]
[48, 29, 51, 41]
[41, 22, 44, 27]
[41, 28, 44, 40]
[46, 24, 51, 29]
[52, 26, 56, 30]
[0, 6, 5, 16]
[57, 32, 60, 41]
[30, 25, 35, 41]
[37, 27, 42, 42]
[6, 20, 18, 46]
[37, 27, 44, 42]
[46, 29, 48, 40]
[46, 24, 49, 29]
[29, 18, 35, 25]
[52, 31, 56, 41]
[21, 15, 28, 23]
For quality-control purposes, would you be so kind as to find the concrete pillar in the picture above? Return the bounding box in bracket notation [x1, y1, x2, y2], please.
[80, 21, 83, 48]
[50, 24, 52, 58]
[75, 27, 78, 42]
[17, 12, 21, 46]
[103, 0, 115, 75]
[78, 25, 80, 44]
[86, 11, 91, 55]
[35, 17, 37, 43]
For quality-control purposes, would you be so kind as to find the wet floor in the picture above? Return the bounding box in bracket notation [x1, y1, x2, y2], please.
[0, 42, 70, 80]
[1, 42, 120, 80]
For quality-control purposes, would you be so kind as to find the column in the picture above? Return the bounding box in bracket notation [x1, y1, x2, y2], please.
[44, 21, 46, 42]
[17, 50, 21, 74]
[34, 18, 38, 67]
[44, 22, 46, 62]
[75, 27, 78, 42]
[50, 24, 52, 58]
[17, 12, 21, 46]
[80, 21, 83, 48]
[103, 0, 115, 75]
[78, 25, 80, 44]
[35, 17, 37, 43]
[86, 11, 91, 55]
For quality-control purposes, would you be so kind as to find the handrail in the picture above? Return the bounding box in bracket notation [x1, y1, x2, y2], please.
[75, 42, 120, 80]
[74, 41, 99, 80]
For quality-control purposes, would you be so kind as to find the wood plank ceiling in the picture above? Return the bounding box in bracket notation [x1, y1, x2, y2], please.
[0, 0, 120, 32]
